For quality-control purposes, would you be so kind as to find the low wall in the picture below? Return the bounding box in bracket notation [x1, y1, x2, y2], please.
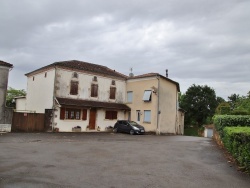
[0, 124, 11, 132]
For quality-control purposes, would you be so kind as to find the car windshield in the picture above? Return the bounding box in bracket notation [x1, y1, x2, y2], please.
[129, 121, 139, 126]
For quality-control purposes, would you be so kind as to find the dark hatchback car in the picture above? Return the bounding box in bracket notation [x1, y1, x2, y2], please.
[113, 120, 145, 135]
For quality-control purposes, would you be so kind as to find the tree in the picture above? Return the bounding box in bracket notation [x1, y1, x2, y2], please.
[6, 87, 26, 107]
[228, 93, 240, 110]
[216, 96, 225, 105]
[179, 84, 217, 126]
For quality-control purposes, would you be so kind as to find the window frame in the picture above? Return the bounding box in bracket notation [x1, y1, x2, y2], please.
[65, 108, 81, 120]
[70, 80, 79, 95]
[105, 110, 118, 120]
[143, 90, 152, 102]
[91, 84, 98, 97]
[143, 110, 151, 123]
[127, 91, 133, 103]
[109, 87, 116, 99]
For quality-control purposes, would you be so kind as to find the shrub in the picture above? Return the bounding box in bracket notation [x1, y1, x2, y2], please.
[223, 127, 250, 172]
[213, 115, 250, 136]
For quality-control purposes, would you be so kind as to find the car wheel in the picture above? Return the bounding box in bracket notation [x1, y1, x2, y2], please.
[113, 128, 118, 133]
[130, 130, 134, 135]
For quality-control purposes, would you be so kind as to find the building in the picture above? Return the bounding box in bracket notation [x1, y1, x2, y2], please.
[16, 60, 184, 134]
[126, 72, 184, 134]
[0, 60, 13, 132]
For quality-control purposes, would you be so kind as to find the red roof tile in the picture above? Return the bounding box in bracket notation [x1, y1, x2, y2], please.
[26, 60, 127, 80]
[0, 60, 13, 68]
[128, 73, 180, 92]
[56, 97, 130, 110]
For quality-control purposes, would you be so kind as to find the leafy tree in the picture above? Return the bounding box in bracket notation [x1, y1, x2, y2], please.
[216, 96, 225, 105]
[215, 102, 231, 115]
[6, 87, 26, 107]
[228, 93, 240, 110]
[179, 84, 217, 126]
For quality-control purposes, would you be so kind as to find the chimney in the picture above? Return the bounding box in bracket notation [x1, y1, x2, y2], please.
[166, 69, 168, 78]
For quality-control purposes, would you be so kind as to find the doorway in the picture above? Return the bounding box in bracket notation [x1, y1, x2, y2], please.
[89, 108, 96, 130]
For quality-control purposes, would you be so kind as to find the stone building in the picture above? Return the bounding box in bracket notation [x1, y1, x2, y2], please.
[0, 60, 13, 132]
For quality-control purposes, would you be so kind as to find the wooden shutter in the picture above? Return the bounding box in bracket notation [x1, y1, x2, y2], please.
[82, 109, 87, 120]
[91, 84, 98, 97]
[110, 87, 116, 99]
[70, 81, 78, 95]
[113, 111, 117, 119]
[60, 107, 65, 120]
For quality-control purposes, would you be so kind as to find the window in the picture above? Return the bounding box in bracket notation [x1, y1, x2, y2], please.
[33, 76, 35, 81]
[105, 111, 117, 120]
[127, 91, 133, 103]
[72, 72, 78, 78]
[91, 84, 98, 97]
[110, 87, 116, 99]
[60, 108, 81, 120]
[60, 108, 87, 120]
[111, 80, 115, 85]
[144, 110, 151, 123]
[45, 72, 47, 78]
[143, 90, 152, 102]
[70, 81, 79, 95]
[93, 76, 97, 81]
[136, 110, 140, 122]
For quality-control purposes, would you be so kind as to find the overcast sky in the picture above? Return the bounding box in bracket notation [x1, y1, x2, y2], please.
[1, 0, 249, 99]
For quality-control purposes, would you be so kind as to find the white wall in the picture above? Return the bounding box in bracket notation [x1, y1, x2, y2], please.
[55, 68, 126, 103]
[54, 106, 125, 132]
[15, 98, 26, 111]
[26, 68, 55, 113]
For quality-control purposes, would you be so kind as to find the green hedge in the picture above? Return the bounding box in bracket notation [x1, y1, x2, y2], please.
[213, 115, 250, 136]
[223, 127, 250, 172]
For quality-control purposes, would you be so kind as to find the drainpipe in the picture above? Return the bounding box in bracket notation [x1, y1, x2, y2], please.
[52, 65, 57, 132]
[156, 76, 160, 135]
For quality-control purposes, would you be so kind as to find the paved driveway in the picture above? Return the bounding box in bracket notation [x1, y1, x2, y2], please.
[0, 133, 249, 188]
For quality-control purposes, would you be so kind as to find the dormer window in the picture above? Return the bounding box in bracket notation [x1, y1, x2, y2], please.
[111, 80, 115, 85]
[72, 72, 78, 78]
[93, 76, 97, 82]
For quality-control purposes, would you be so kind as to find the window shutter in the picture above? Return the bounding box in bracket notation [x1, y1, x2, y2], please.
[70, 81, 78, 95]
[82, 109, 87, 120]
[60, 107, 65, 120]
[113, 111, 117, 119]
[91, 84, 98, 97]
[94, 85, 98, 97]
[110, 87, 116, 99]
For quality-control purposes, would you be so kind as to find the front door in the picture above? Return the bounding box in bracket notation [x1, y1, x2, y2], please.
[89, 108, 96, 130]
[136, 110, 141, 123]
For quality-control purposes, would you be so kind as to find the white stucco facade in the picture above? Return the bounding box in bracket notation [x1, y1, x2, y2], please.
[21, 61, 183, 133]
[25, 68, 55, 113]
[55, 68, 126, 103]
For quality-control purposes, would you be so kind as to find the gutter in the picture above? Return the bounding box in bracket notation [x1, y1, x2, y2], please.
[52, 65, 57, 132]
[156, 76, 160, 135]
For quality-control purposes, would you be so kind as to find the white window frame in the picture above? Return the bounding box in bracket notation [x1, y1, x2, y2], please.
[143, 90, 152, 102]
[144, 110, 151, 123]
[127, 91, 133, 103]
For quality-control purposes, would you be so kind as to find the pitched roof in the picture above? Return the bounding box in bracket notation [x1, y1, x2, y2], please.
[56, 97, 130, 110]
[25, 60, 128, 80]
[128, 73, 180, 92]
[0, 60, 13, 68]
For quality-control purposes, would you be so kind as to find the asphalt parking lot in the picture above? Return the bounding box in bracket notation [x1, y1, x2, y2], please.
[0, 132, 250, 188]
